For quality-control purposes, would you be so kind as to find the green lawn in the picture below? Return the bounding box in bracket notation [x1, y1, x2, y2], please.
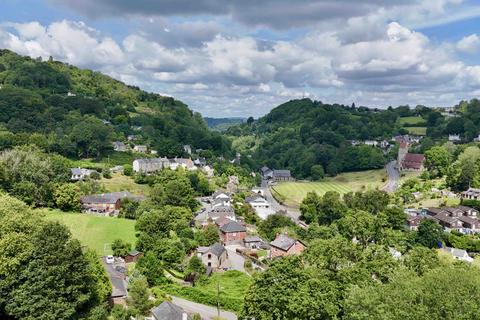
[272, 169, 387, 207]
[406, 127, 427, 136]
[42, 209, 137, 255]
[100, 172, 149, 195]
[398, 116, 424, 125]
[161, 270, 252, 313]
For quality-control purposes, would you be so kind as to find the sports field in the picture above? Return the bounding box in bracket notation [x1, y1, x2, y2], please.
[271, 169, 387, 207]
[42, 209, 137, 255]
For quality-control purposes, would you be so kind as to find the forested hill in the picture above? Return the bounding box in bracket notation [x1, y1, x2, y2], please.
[226, 98, 471, 179]
[0, 49, 231, 158]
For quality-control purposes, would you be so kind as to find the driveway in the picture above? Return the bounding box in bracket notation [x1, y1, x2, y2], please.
[382, 161, 400, 193]
[225, 245, 246, 273]
[171, 296, 237, 320]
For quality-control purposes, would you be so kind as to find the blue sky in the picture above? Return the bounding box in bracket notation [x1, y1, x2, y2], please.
[1, 0, 480, 117]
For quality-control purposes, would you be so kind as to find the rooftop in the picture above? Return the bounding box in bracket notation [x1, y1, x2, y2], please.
[219, 220, 246, 233]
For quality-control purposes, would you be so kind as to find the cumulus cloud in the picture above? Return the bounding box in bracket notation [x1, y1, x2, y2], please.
[0, 18, 479, 117]
[457, 34, 480, 54]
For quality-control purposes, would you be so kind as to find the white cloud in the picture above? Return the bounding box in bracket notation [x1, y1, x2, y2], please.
[0, 18, 479, 117]
[457, 34, 480, 54]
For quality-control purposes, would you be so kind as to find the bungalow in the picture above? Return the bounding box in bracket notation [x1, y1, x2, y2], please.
[243, 235, 265, 250]
[270, 233, 306, 258]
[112, 141, 128, 152]
[197, 242, 227, 269]
[81, 191, 143, 216]
[133, 145, 148, 153]
[245, 194, 270, 209]
[272, 170, 294, 182]
[219, 220, 247, 244]
[71, 167, 97, 181]
[443, 247, 473, 263]
[149, 301, 189, 320]
[449, 134, 461, 142]
[461, 188, 480, 201]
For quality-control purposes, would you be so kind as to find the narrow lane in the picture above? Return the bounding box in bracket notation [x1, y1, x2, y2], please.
[382, 160, 400, 193]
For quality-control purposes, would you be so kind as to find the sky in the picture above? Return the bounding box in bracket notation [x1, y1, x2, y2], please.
[1, 1, 480, 117]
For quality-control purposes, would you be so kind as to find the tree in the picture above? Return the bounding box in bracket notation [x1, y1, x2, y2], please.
[257, 214, 295, 241]
[299, 191, 321, 224]
[136, 252, 167, 286]
[127, 276, 152, 316]
[54, 183, 81, 211]
[318, 191, 346, 225]
[337, 210, 376, 246]
[403, 246, 440, 276]
[424, 146, 451, 178]
[416, 219, 444, 248]
[310, 164, 325, 181]
[111, 239, 132, 257]
[185, 256, 206, 285]
[119, 197, 140, 219]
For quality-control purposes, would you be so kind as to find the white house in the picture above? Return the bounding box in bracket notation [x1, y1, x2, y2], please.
[133, 145, 148, 153]
[71, 168, 97, 181]
[444, 247, 473, 263]
[449, 134, 461, 142]
[245, 194, 270, 209]
[212, 191, 232, 207]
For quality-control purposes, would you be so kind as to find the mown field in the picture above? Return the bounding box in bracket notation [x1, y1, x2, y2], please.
[406, 127, 427, 135]
[272, 169, 387, 207]
[100, 172, 149, 195]
[161, 270, 252, 313]
[397, 116, 424, 125]
[42, 209, 137, 255]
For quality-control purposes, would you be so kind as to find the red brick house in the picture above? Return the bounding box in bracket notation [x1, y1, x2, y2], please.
[270, 233, 306, 258]
[219, 220, 246, 244]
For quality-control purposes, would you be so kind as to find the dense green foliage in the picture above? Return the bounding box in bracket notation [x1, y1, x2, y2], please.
[0, 49, 231, 158]
[0, 194, 109, 318]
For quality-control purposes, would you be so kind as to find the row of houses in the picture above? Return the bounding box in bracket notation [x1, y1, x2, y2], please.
[407, 205, 480, 234]
[133, 157, 199, 173]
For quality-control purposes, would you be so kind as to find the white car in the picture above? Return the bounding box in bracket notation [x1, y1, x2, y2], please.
[105, 255, 114, 264]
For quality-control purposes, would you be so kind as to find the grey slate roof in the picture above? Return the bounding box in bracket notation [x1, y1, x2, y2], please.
[273, 169, 291, 178]
[270, 234, 298, 251]
[151, 301, 186, 320]
[220, 220, 246, 233]
[209, 242, 226, 257]
[244, 235, 263, 243]
[81, 191, 142, 204]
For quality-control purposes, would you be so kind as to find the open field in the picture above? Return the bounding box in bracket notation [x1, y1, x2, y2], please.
[42, 209, 137, 255]
[100, 172, 149, 195]
[398, 116, 425, 125]
[272, 169, 387, 207]
[161, 270, 252, 313]
[406, 127, 427, 135]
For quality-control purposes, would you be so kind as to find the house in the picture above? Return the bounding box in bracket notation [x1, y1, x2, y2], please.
[364, 140, 378, 147]
[243, 235, 264, 249]
[219, 220, 247, 244]
[423, 206, 480, 233]
[397, 141, 425, 171]
[461, 188, 480, 200]
[443, 247, 473, 263]
[449, 134, 461, 142]
[251, 187, 265, 197]
[150, 301, 189, 320]
[212, 191, 232, 207]
[407, 215, 427, 231]
[183, 145, 192, 155]
[102, 257, 127, 305]
[245, 194, 270, 209]
[175, 158, 197, 171]
[124, 250, 143, 263]
[133, 157, 169, 173]
[194, 206, 236, 227]
[197, 242, 227, 269]
[133, 145, 148, 153]
[270, 233, 306, 258]
[112, 141, 128, 152]
[70, 168, 97, 181]
[260, 166, 273, 179]
[81, 191, 143, 215]
[272, 170, 294, 182]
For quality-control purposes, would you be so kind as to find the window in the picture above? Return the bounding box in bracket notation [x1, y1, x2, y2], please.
[208, 254, 211, 259]
[208, 262, 211, 267]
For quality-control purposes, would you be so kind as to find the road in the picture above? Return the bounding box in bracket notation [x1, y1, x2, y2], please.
[171, 296, 238, 320]
[382, 161, 400, 193]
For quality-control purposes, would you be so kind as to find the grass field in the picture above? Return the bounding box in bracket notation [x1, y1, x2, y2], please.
[100, 172, 149, 195]
[42, 209, 137, 255]
[161, 270, 252, 313]
[272, 169, 387, 207]
[406, 127, 427, 135]
[398, 116, 424, 125]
